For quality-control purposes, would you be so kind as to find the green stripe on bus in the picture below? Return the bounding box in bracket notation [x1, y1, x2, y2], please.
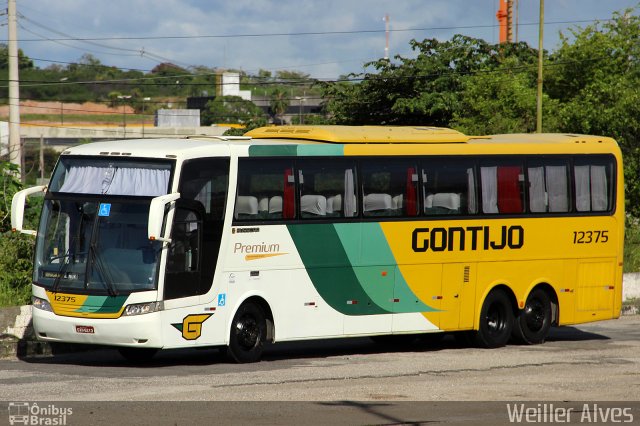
[249, 145, 299, 156]
[334, 223, 436, 313]
[287, 223, 436, 315]
[287, 224, 390, 315]
[75, 295, 128, 313]
[249, 145, 344, 157]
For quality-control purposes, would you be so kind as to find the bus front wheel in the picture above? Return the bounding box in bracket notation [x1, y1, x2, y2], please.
[512, 288, 552, 345]
[227, 302, 267, 363]
[474, 289, 514, 348]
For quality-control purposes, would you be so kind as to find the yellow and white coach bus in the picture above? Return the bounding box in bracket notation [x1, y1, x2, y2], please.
[11, 126, 624, 362]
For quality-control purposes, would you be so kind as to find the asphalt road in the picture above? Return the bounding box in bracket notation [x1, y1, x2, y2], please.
[1, 316, 639, 425]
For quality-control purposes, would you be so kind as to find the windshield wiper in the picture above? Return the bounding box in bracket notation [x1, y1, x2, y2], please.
[51, 249, 71, 293]
[89, 243, 118, 297]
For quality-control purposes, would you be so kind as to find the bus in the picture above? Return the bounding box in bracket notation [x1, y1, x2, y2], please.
[11, 125, 624, 363]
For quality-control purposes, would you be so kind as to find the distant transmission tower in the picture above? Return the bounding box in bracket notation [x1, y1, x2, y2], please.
[496, 0, 514, 43]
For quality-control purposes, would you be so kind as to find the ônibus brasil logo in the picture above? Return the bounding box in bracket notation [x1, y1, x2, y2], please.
[8, 402, 73, 425]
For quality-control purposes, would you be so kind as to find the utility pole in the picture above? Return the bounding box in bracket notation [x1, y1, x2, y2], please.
[8, 0, 21, 178]
[383, 14, 390, 60]
[536, 0, 544, 133]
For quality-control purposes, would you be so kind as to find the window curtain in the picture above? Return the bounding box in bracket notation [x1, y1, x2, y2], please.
[590, 165, 608, 211]
[467, 168, 477, 214]
[59, 166, 170, 196]
[528, 167, 546, 212]
[405, 167, 417, 216]
[574, 165, 591, 211]
[481, 166, 498, 213]
[497, 166, 523, 213]
[344, 169, 356, 217]
[546, 166, 569, 212]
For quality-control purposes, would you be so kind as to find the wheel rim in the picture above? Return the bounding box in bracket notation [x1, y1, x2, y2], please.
[524, 297, 546, 332]
[235, 313, 260, 350]
[486, 302, 507, 335]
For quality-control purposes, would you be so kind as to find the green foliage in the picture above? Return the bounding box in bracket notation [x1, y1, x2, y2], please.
[625, 217, 640, 273]
[545, 8, 640, 216]
[0, 232, 34, 306]
[201, 96, 267, 127]
[0, 162, 38, 306]
[451, 56, 560, 134]
[0, 162, 22, 233]
[269, 88, 289, 121]
[0, 43, 34, 69]
[321, 36, 539, 126]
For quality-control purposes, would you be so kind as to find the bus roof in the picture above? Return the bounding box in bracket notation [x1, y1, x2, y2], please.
[58, 128, 618, 160]
[245, 125, 470, 143]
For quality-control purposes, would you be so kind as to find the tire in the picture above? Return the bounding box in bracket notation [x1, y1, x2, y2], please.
[512, 288, 552, 345]
[118, 347, 158, 363]
[227, 302, 267, 363]
[473, 289, 514, 348]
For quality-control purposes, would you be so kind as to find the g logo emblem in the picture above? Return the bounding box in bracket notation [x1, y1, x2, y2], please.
[172, 314, 212, 340]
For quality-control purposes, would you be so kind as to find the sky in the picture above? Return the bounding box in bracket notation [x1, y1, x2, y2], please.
[7, 0, 640, 80]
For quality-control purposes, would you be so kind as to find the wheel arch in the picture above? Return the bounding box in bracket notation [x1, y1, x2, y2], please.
[228, 295, 275, 344]
[474, 283, 518, 330]
[526, 282, 559, 326]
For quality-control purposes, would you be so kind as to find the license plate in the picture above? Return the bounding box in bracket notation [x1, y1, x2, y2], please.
[75, 325, 95, 334]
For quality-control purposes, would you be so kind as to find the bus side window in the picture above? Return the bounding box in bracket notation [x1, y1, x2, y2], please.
[422, 159, 477, 216]
[573, 156, 615, 212]
[297, 159, 357, 218]
[527, 160, 570, 213]
[480, 162, 525, 214]
[235, 159, 295, 221]
[361, 159, 418, 217]
[165, 203, 204, 300]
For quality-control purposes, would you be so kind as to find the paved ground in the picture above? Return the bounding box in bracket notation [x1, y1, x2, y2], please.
[1, 317, 639, 424]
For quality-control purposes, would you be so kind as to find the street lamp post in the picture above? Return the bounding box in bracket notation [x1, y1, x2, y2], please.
[142, 97, 151, 138]
[117, 95, 132, 138]
[295, 92, 306, 125]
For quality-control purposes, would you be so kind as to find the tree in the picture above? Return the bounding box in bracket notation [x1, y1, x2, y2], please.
[545, 7, 640, 215]
[201, 96, 267, 127]
[0, 43, 34, 69]
[0, 162, 35, 306]
[320, 35, 539, 126]
[269, 88, 289, 123]
[451, 57, 560, 135]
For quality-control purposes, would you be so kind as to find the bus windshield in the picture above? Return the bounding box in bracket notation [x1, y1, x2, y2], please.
[33, 156, 174, 294]
[34, 197, 163, 294]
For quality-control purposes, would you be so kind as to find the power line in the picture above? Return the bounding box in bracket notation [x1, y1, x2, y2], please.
[7, 19, 615, 43]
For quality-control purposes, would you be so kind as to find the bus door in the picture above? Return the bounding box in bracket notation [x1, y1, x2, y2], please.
[439, 263, 476, 330]
[161, 158, 229, 345]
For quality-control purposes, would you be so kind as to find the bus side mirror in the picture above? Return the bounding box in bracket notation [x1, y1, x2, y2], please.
[148, 192, 180, 243]
[11, 185, 47, 236]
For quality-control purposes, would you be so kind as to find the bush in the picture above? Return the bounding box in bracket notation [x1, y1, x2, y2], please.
[624, 217, 640, 273]
[0, 232, 34, 306]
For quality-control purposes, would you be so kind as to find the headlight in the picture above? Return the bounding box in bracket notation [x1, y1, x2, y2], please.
[122, 301, 164, 316]
[32, 296, 53, 312]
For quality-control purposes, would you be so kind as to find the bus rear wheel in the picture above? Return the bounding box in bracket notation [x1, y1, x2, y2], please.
[474, 289, 514, 348]
[227, 302, 267, 363]
[512, 288, 552, 345]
